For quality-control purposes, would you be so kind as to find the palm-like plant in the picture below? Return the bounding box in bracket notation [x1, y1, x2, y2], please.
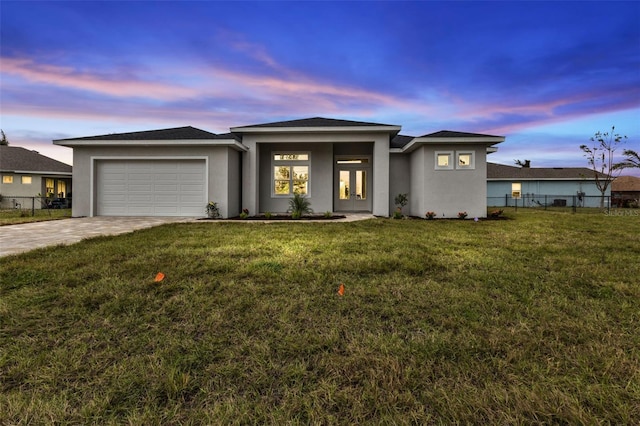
[614, 149, 640, 170]
[288, 193, 313, 219]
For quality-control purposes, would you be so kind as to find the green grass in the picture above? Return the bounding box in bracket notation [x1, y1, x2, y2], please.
[0, 208, 72, 225]
[1, 210, 638, 424]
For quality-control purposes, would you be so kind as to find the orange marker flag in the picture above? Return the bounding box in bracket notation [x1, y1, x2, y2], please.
[337, 283, 345, 296]
[154, 272, 165, 282]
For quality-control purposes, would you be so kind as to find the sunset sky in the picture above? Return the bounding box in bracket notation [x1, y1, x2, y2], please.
[1, 1, 639, 175]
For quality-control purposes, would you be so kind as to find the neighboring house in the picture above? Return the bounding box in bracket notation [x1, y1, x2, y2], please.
[53, 117, 504, 218]
[0, 146, 72, 209]
[611, 176, 640, 207]
[487, 162, 609, 207]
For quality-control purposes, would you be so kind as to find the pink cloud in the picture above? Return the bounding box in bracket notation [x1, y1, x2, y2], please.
[0, 57, 200, 100]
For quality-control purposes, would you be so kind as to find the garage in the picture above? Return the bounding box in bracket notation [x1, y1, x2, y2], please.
[96, 159, 206, 216]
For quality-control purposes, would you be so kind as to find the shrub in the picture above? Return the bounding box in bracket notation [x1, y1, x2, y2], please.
[425, 211, 436, 220]
[458, 211, 468, 219]
[288, 193, 312, 219]
[394, 193, 408, 211]
[206, 201, 221, 218]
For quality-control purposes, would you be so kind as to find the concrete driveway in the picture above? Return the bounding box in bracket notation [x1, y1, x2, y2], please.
[0, 217, 196, 257]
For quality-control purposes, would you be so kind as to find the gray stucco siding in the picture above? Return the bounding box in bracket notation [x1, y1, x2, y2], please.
[258, 142, 333, 214]
[71, 146, 238, 217]
[389, 153, 411, 214]
[410, 144, 488, 218]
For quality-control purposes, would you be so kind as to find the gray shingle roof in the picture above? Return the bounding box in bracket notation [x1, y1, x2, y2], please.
[0, 146, 72, 174]
[234, 117, 399, 128]
[487, 162, 604, 179]
[419, 130, 503, 138]
[54, 126, 222, 142]
[391, 134, 414, 149]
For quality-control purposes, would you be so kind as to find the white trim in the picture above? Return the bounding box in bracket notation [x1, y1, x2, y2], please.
[90, 156, 208, 217]
[435, 151, 454, 170]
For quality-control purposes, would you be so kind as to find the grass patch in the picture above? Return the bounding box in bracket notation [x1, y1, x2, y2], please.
[1, 210, 639, 423]
[0, 208, 72, 226]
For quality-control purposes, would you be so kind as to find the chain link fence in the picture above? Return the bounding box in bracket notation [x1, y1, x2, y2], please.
[0, 195, 72, 217]
[488, 193, 613, 213]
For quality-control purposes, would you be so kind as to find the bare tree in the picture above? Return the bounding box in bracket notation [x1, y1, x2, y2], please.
[0, 130, 8, 146]
[580, 126, 626, 208]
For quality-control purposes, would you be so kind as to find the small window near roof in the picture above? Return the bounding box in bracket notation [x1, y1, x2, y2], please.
[456, 152, 475, 169]
[435, 151, 453, 170]
[2, 175, 13, 184]
[21, 176, 32, 184]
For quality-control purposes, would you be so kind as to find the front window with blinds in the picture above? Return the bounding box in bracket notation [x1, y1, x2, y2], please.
[273, 153, 310, 196]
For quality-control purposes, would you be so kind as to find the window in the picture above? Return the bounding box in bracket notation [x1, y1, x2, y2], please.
[21, 176, 32, 184]
[435, 151, 453, 170]
[512, 182, 522, 199]
[2, 175, 13, 184]
[273, 152, 310, 196]
[456, 152, 475, 169]
[46, 178, 55, 196]
[57, 181, 66, 198]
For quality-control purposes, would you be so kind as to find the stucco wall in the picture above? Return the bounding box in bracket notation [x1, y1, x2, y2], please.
[243, 132, 387, 215]
[389, 153, 411, 215]
[71, 145, 238, 217]
[410, 144, 488, 218]
[256, 142, 332, 213]
[0, 174, 43, 197]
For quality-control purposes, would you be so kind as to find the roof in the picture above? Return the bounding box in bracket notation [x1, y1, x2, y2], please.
[0, 146, 72, 174]
[233, 117, 399, 129]
[54, 126, 224, 142]
[391, 134, 414, 149]
[612, 175, 640, 192]
[419, 130, 503, 139]
[487, 162, 605, 180]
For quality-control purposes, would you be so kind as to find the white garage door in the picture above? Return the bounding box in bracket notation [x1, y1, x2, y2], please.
[96, 159, 206, 216]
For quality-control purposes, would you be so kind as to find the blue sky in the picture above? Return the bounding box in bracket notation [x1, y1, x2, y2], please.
[1, 1, 639, 175]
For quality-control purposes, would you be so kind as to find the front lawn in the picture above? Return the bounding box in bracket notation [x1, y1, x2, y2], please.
[0, 208, 72, 226]
[1, 211, 638, 423]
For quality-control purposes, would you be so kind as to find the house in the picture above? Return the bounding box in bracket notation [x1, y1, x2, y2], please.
[487, 162, 609, 207]
[611, 176, 640, 208]
[53, 117, 504, 218]
[0, 145, 72, 209]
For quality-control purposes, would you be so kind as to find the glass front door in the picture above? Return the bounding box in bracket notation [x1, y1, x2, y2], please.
[335, 158, 372, 212]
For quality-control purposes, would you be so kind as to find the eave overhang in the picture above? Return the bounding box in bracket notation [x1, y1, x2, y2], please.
[229, 125, 402, 136]
[0, 169, 72, 176]
[53, 138, 249, 152]
[401, 135, 505, 153]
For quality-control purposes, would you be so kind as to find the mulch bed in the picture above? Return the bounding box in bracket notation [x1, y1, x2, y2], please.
[200, 214, 347, 221]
